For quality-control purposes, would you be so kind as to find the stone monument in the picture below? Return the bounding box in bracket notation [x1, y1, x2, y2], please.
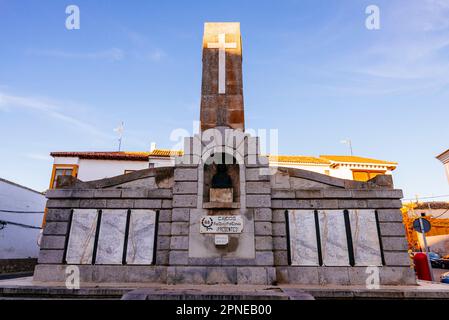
[34, 22, 415, 286]
[201, 22, 244, 131]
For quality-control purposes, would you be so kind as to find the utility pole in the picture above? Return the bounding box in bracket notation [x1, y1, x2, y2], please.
[419, 213, 435, 282]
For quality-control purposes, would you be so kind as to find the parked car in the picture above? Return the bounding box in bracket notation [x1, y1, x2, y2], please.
[429, 254, 449, 269]
[441, 272, 449, 284]
[427, 252, 444, 268]
[429, 252, 440, 261]
[439, 258, 449, 269]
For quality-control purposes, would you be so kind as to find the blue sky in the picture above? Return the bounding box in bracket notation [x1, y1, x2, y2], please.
[1, 0, 449, 200]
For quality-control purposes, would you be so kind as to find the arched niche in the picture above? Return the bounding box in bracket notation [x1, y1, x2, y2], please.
[203, 152, 240, 204]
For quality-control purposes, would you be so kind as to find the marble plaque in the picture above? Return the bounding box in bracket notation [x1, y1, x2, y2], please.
[200, 215, 243, 234]
[126, 210, 156, 265]
[289, 210, 319, 266]
[348, 209, 382, 266]
[95, 210, 127, 265]
[189, 209, 255, 259]
[318, 210, 350, 266]
[66, 209, 98, 264]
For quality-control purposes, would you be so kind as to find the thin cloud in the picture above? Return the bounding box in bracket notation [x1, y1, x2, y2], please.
[316, 0, 449, 96]
[24, 153, 51, 161]
[126, 30, 148, 46]
[411, 0, 449, 31]
[147, 49, 166, 62]
[0, 91, 112, 139]
[26, 48, 125, 61]
[121, 28, 167, 62]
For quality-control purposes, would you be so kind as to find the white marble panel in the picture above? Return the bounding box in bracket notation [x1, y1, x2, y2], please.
[95, 210, 127, 265]
[349, 209, 382, 266]
[318, 210, 350, 266]
[66, 209, 98, 264]
[126, 210, 156, 265]
[289, 210, 319, 266]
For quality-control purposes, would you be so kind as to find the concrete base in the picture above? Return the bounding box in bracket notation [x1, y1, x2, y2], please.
[1, 277, 448, 300]
[33, 264, 417, 286]
[0, 259, 37, 274]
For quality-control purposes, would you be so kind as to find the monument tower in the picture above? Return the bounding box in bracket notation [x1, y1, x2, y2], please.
[35, 22, 415, 287]
[200, 22, 244, 131]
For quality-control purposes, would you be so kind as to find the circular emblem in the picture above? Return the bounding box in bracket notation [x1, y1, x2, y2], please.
[201, 216, 214, 231]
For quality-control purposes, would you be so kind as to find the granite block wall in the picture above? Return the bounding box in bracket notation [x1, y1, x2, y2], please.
[34, 164, 416, 285]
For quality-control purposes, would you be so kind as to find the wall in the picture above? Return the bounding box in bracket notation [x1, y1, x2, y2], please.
[445, 162, 449, 184]
[269, 168, 415, 285]
[269, 163, 329, 175]
[437, 150, 449, 184]
[408, 209, 449, 219]
[149, 157, 175, 168]
[34, 168, 174, 283]
[76, 159, 149, 181]
[417, 234, 449, 256]
[403, 213, 449, 251]
[53, 157, 79, 165]
[33, 162, 415, 285]
[328, 167, 392, 180]
[54, 156, 394, 184]
[0, 180, 46, 259]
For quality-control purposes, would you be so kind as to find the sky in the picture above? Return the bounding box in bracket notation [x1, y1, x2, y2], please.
[0, 0, 449, 201]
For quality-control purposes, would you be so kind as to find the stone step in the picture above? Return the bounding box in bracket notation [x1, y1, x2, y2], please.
[0, 284, 313, 300]
[1, 279, 449, 300]
[0, 286, 127, 300]
[122, 288, 314, 300]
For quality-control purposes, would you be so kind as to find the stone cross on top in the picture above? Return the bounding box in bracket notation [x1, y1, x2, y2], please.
[207, 33, 237, 94]
[200, 22, 245, 132]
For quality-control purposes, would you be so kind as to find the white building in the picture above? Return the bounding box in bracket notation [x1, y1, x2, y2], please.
[48, 149, 397, 187]
[0, 178, 46, 259]
[44, 149, 397, 228]
[437, 148, 449, 184]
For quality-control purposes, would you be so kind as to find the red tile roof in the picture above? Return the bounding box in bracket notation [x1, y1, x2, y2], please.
[50, 149, 184, 161]
[148, 149, 184, 157]
[50, 151, 151, 161]
[320, 155, 397, 165]
[268, 155, 330, 165]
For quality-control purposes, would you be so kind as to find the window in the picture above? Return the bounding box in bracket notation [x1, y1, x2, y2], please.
[49, 164, 78, 189]
[352, 170, 384, 182]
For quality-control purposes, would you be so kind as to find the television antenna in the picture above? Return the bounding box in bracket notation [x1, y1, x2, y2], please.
[114, 121, 124, 151]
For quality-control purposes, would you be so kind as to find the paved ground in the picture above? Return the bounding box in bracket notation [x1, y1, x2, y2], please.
[0, 276, 448, 300]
